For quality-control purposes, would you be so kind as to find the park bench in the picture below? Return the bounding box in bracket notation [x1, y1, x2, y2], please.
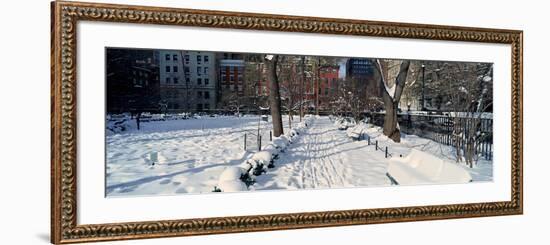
[387, 149, 472, 185]
[346, 125, 365, 141]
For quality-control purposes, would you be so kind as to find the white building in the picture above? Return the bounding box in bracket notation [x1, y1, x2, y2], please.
[158, 50, 217, 112]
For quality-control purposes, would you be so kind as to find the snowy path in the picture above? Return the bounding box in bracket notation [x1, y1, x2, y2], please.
[253, 117, 391, 190]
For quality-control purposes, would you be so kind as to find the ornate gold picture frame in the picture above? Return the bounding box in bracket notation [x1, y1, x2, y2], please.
[51, 0, 523, 243]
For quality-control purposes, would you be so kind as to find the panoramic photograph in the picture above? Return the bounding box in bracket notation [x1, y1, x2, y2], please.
[105, 48, 494, 197]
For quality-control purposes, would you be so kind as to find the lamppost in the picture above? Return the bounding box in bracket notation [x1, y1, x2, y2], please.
[421, 64, 426, 111]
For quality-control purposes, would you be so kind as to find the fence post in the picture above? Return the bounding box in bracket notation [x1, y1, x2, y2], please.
[244, 133, 247, 151]
[270, 131, 272, 141]
[375, 140, 378, 150]
[259, 135, 262, 151]
[385, 146, 388, 158]
[367, 136, 370, 145]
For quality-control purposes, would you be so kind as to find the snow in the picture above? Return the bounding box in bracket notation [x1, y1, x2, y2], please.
[106, 115, 299, 196]
[253, 118, 491, 190]
[218, 180, 248, 192]
[272, 137, 289, 149]
[218, 166, 244, 182]
[251, 151, 273, 166]
[252, 117, 391, 190]
[387, 149, 472, 185]
[106, 115, 492, 196]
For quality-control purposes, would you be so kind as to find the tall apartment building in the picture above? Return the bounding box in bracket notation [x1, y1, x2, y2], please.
[158, 50, 188, 111]
[183, 51, 217, 111]
[158, 50, 217, 112]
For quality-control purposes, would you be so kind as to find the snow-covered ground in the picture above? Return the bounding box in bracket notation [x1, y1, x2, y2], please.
[106, 115, 298, 196]
[106, 115, 492, 197]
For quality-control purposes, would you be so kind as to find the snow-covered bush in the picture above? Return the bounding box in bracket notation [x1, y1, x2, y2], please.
[262, 144, 279, 159]
[288, 129, 299, 137]
[272, 137, 289, 151]
[217, 179, 248, 192]
[216, 166, 249, 192]
[252, 151, 274, 169]
[280, 135, 292, 144]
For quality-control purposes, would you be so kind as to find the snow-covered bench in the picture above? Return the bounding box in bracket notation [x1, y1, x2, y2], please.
[387, 149, 472, 185]
[347, 125, 365, 141]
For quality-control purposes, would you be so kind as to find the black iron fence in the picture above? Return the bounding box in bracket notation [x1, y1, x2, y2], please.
[367, 112, 493, 160]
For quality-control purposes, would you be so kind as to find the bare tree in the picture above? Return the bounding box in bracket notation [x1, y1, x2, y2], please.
[439, 62, 493, 167]
[265, 54, 284, 137]
[300, 56, 306, 121]
[373, 59, 411, 142]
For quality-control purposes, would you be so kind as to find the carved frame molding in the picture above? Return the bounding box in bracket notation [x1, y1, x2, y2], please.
[51, 1, 523, 243]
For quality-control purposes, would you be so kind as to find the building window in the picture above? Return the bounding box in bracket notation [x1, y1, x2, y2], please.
[184, 55, 189, 63]
[186, 77, 190, 83]
[204, 56, 209, 62]
[197, 67, 201, 75]
[197, 55, 201, 64]
[205, 78, 209, 85]
[204, 91, 210, 99]
[204, 104, 209, 109]
[165, 66, 170, 72]
[204, 67, 209, 74]
[230, 76, 234, 82]
[173, 54, 178, 61]
[173, 66, 178, 72]
[198, 91, 203, 98]
[166, 77, 171, 83]
[165, 54, 170, 60]
[173, 77, 178, 84]
[197, 78, 202, 85]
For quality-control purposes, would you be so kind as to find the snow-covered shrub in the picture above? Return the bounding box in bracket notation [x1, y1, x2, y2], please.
[219, 166, 244, 182]
[252, 151, 274, 169]
[217, 180, 248, 192]
[262, 144, 280, 160]
[280, 135, 292, 144]
[216, 166, 250, 192]
[288, 129, 299, 137]
[272, 137, 288, 151]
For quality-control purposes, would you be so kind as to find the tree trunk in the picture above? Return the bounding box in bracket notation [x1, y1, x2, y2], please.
[382, 95, 400, 142]
[266, 55, 284, 137]
[375, 60, 411, 143]
[300, 56, 305, 121]
[315, 57, 320, 115]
